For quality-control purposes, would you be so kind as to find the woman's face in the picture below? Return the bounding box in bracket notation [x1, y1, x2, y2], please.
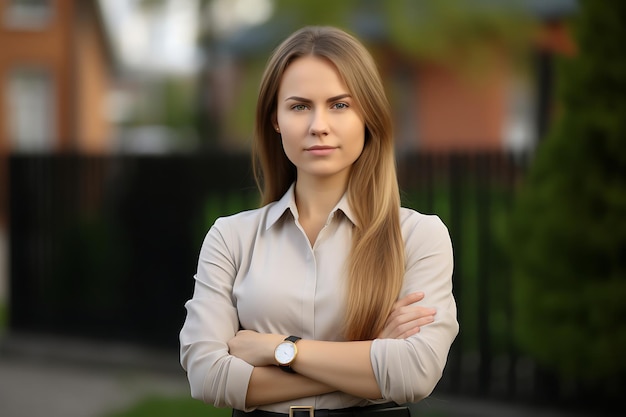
[275, 55, 365, 185]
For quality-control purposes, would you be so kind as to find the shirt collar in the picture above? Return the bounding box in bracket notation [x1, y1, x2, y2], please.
[266, 183, 298, 230]
[334, 192, 357, 226]
[265, 183, 358, 230]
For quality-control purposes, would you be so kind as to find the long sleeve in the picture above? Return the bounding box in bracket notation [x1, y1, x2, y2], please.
[370, 212, 458, 404]
[179, 218, 254, 410]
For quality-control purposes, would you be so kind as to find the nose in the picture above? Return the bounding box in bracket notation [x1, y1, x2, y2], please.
[309, 109, 329, 137]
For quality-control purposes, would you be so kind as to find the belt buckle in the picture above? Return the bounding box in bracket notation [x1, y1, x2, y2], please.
[289, 406, 314, 417]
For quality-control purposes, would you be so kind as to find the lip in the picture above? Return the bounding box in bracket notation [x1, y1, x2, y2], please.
[305, 145, 337, 156]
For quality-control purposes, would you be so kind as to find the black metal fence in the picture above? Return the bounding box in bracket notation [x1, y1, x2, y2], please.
[10, 152, 559, 404]
[9, 153, 257, 347]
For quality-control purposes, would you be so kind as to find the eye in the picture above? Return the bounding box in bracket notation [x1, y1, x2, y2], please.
[291, 104, 309, 111]
[332, 102, 349, 110]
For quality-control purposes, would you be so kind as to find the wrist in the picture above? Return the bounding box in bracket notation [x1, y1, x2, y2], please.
[269, 334, 287, 364]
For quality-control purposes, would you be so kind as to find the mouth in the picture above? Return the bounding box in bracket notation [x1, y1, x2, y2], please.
[306, 145, 335, 150]
[305, 145, 337, 156]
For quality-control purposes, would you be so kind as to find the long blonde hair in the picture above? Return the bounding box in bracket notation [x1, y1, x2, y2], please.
[253, 26, 404, 340]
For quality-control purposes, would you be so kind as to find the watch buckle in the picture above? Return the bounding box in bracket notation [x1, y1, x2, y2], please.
[289, 406, 314, 417]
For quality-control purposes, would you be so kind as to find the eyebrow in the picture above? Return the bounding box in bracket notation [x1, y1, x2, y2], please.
[284, 93, 352, 103]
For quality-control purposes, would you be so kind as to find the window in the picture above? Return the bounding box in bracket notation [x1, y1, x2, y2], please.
[6, 67, 55, 152]
[3, 0, 52, 29]
[503, 77, 537, 155]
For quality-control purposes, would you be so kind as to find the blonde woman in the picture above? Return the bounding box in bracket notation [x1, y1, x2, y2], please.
[180, 26, 458, 417]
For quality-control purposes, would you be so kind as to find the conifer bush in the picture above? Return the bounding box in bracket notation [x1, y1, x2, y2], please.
[506, 0, 626, 381]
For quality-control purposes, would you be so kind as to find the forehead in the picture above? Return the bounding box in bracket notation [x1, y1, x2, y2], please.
[278, 55, 349, 97]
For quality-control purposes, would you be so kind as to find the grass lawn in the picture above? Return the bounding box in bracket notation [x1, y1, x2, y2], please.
[100, 396, 232, 417]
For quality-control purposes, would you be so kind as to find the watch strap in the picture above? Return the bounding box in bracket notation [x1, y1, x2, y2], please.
[285, 335, 301, 343]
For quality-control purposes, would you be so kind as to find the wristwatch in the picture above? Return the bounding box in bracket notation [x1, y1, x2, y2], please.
[274, 335, 301, 373]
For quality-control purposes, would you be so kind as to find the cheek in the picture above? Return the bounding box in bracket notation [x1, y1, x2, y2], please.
[348, 122, 366, 154]
[279, 135, 300, 164]
[276, 116, 304, 158]
[276, 108, 296, 130]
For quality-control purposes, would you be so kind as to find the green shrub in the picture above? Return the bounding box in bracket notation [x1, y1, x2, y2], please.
[506, 0, 626, 380]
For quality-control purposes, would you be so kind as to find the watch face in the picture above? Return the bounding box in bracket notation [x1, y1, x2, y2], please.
[275, 341, 297, 365]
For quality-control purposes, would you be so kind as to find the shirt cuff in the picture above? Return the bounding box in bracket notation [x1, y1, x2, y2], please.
[224, 357, 256, 411]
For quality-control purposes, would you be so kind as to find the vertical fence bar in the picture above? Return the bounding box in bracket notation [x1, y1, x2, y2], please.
[476, 152, 492, 397]
[448, 152, 466, 395]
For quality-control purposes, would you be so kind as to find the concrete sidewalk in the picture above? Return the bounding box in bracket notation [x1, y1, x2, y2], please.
[0, 333, 189, 417]
[0, 354, 189, 417]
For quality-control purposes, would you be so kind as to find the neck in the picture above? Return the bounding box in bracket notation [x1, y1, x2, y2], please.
[294, 174, 348, 221]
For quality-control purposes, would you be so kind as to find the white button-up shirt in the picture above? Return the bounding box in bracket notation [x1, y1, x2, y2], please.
[180, 183, 458, 412]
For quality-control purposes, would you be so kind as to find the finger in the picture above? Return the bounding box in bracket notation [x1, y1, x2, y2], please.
[386, 300, 428, 324]
[393, 292, 424, 309]
[392, 323, 421, 339]
[400, 326, 421, 339]
[386, 306, 435, 326]
[415, 315, 435, 328]
[396, 321, 432, 339]
[404, 312, 435, 328]
[392, 314, 435, 338]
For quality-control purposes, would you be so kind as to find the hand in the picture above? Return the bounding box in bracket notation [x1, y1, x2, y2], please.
[228, 330, 284, 367]
[377, 292, 436, 339]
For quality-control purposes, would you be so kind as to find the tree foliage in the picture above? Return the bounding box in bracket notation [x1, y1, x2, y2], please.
[382, 0, 533, 66]
[204, 0, 537, 145]
[270, 0, 535, 68]
[506, 0, 626, 380]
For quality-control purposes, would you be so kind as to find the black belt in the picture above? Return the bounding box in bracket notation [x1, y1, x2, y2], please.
[233, 402, 410, 417]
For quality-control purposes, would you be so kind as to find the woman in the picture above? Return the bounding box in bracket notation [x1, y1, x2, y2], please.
[180, 26, 458, 416]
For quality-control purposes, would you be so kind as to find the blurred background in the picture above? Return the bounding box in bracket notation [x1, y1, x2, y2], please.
[1, 0, 624, 416]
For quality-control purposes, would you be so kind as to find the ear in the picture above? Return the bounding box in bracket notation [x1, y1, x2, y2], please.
[271, 112, 279, 132]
